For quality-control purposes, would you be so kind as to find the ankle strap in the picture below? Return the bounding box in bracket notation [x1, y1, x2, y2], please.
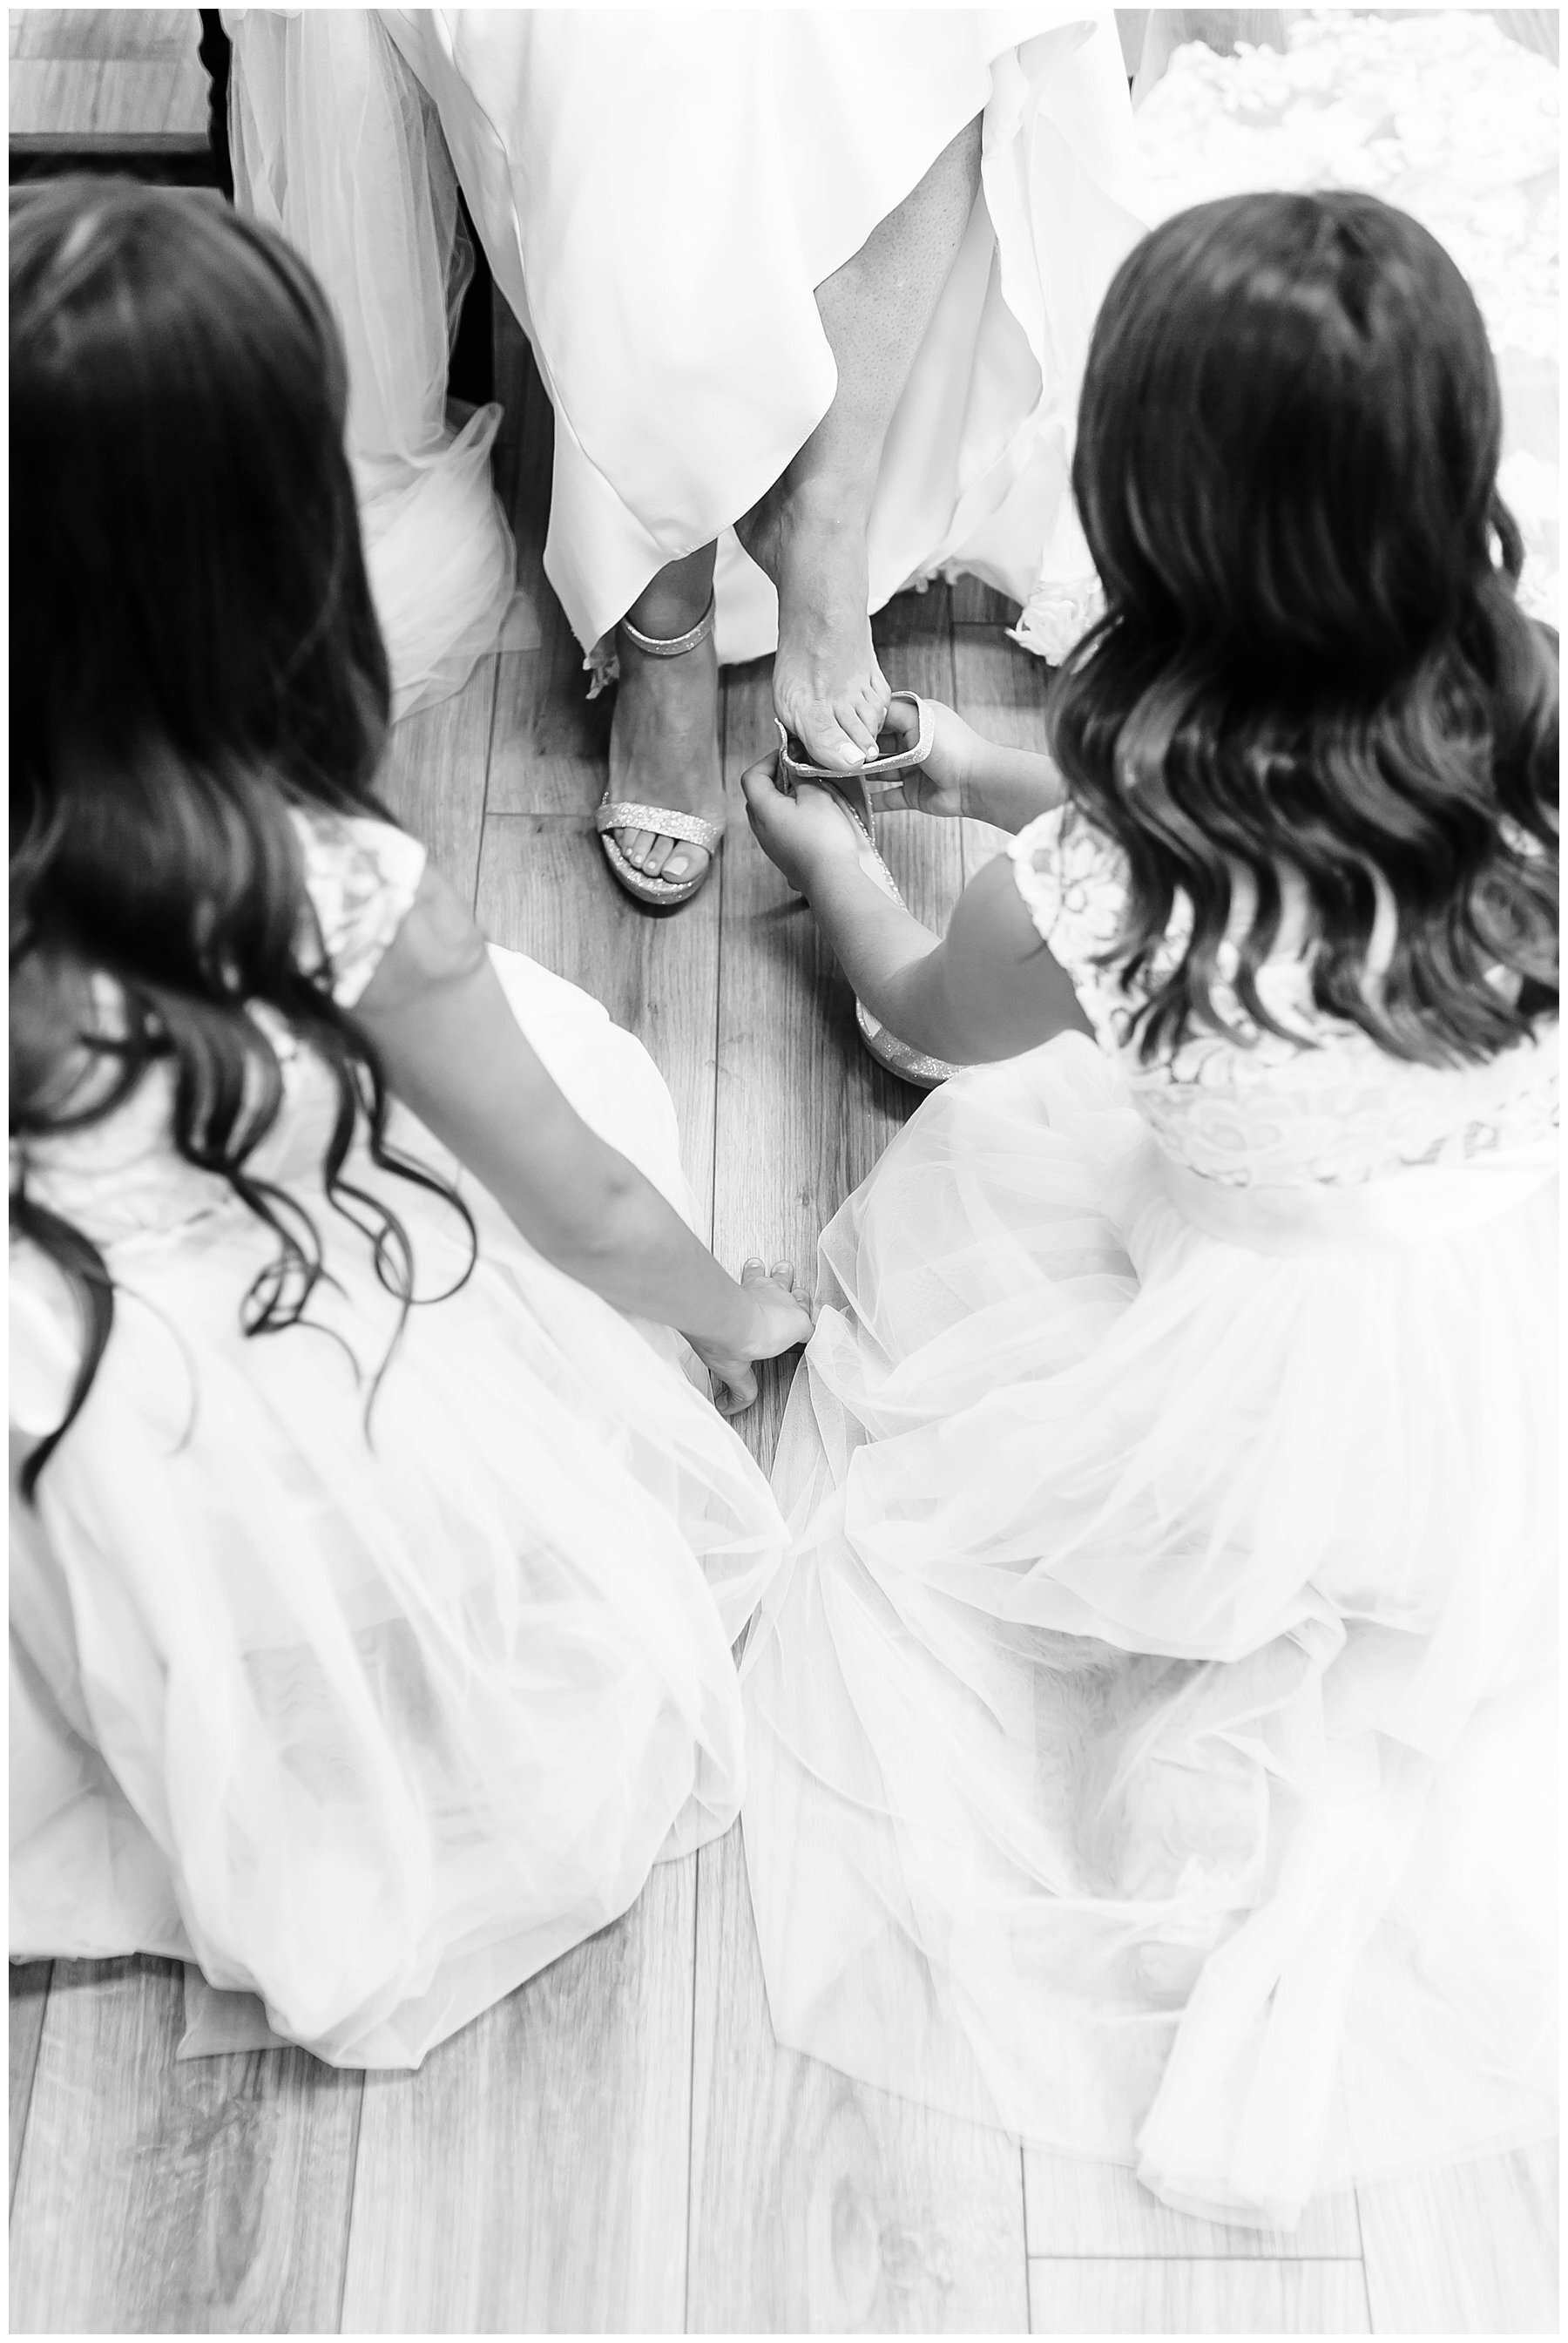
[618, 592, 716, 659]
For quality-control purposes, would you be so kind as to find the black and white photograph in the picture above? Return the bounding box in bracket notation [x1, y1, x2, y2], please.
[8, 3, 1558, 2333]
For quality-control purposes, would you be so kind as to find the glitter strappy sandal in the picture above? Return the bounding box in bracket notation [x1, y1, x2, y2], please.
[596, 593, 725, 909]
[776, 691, 964, 1091]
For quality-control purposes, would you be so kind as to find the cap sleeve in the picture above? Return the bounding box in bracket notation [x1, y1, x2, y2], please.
[1008, 803, 1128, 979]
[291, 810, 429, 1008]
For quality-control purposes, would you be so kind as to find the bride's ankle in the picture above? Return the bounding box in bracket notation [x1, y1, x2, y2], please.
[774, 473, 875, 542]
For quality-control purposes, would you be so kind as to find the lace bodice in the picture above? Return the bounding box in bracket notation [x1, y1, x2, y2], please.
[14, 813, 428, 1249]
[1010, 805, 1558, 1190]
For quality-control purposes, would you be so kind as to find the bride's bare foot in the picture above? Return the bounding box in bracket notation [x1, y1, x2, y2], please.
[608, 624, 723, 886]
[739, 484, 891, 775]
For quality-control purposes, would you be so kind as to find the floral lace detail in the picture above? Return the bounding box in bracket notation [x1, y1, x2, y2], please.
[1009, 574, 1106, 666]
[1010, 807, 1560, 1189]
[292, 810, 428, 1007]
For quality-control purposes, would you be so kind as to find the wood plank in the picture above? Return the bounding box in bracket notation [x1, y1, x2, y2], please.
[1028, 2256, 1370, 2333]
[9, 1954, 362, 2333]
[10, 10, 198, 64]
[692, 626, 1027, 2334]
[9, 1962, 51, 2208]
[379, 657, 499, 908]
[688, 1820, 1029, 2333]
[1023, 2150, 1360, 2258]
[339, 1860, 694, 2333]
[7, 55, 206, 137]
[483, 620, 612, 819]
[485, 319, 596, 819]
[1358, 2145, 1558, 2335]
[476, 811, 720, 1235]
[951, 624, 1052, 753]
[950, 575, 1019, 628]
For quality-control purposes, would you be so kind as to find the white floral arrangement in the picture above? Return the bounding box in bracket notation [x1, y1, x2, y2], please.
[1016, 10, 1558, 654]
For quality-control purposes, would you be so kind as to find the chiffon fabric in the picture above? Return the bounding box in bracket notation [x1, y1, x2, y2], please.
[741, 804, 1558, 2229]
[226, 9, 517, 718]
[229, 7, 1145, 683]
[10, 816, 787, 2067]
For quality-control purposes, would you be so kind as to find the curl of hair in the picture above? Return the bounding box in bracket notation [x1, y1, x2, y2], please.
[1046, 190, 1558, 1067]
[10, 179, 476, 1499]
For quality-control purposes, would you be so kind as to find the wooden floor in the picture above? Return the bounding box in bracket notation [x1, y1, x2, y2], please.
[7, 8, 1560, 2333]
[8, 8, 207, 137]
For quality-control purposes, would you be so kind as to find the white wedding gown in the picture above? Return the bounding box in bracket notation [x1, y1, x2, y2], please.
[226, 7, 1146, 679]
[10, 815, 787, 2067]
[224, 10, 1557, 703]
[742, 803, 1558, 2228]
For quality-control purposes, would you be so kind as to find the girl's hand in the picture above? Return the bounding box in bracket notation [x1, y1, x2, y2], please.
[740, 759, 868, 897]
[691, 1257, 814, 1416]
[872, 698, 983, 819]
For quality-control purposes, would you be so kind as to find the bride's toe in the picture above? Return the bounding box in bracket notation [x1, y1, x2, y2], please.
[841, 697, 882, 755]
[854, 682, 889, 740]
[787, 705, 869, 769]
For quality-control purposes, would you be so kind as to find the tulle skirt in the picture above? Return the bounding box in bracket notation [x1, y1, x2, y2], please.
[741, 1034, 1558, 2229]
[10, 950, 787, 2068]
[227, 7, 519, 718]
[362, 6, 1143, 669]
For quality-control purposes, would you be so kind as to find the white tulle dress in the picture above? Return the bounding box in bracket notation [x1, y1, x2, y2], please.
[227, 9, 518, 719]
[10, 814, 787, 2068]
[741, 804, 1558, 2229]
[226, 6, 1145, 683]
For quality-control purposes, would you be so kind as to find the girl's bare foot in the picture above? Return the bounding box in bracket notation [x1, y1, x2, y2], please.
[739, 484, 891, 775]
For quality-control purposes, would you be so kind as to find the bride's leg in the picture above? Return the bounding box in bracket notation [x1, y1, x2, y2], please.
[740, 114, 983, 772]
[609, 542, 723, 884]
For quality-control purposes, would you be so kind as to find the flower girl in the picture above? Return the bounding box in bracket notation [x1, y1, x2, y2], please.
[740, 191, 1558, 2227]
[9, 180, 808, 2067]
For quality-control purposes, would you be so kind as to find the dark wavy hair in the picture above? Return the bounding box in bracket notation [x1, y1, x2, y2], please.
[1048, 189, 1558, 1066]
[10, 179, 472, 1499]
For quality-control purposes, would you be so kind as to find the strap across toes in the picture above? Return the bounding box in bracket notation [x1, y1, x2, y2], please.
[596, 799, 725, 904]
